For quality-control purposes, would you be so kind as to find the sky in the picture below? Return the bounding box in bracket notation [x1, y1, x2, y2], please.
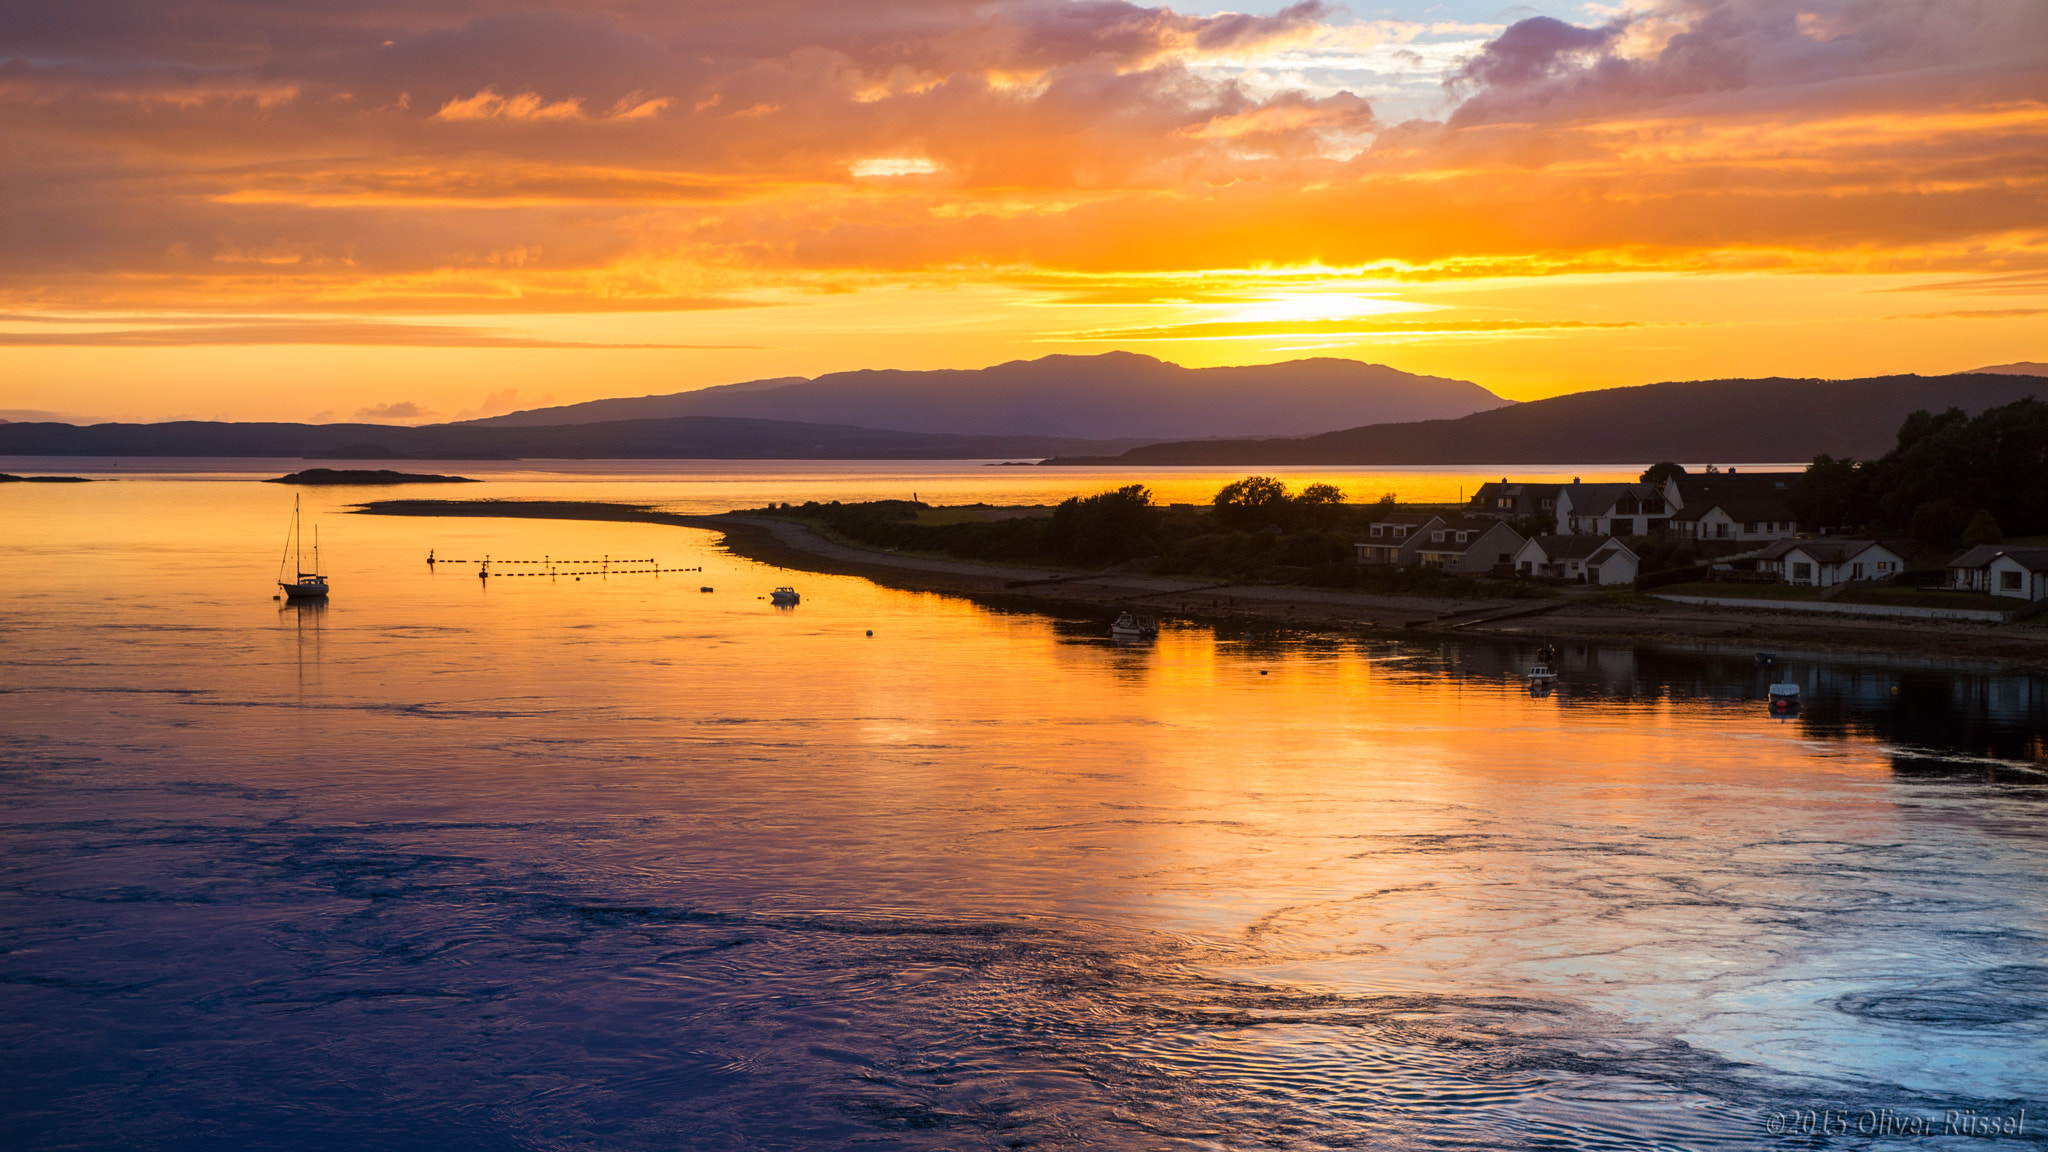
[0, 0, 2043, 424]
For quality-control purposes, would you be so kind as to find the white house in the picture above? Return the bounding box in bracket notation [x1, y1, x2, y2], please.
[1553, 483, 1670, 537]
[1755, 539, 1908, 587]
[1515, 535, 1639, 585]
[1668, 499, 1798, 543]
[1947, 546, 2048, 601]
[1355, 513, 1444, 566]
[1412, 518, 1527, 574]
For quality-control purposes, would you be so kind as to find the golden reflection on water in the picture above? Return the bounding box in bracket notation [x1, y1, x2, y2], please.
[6, 475, 2043, 1120]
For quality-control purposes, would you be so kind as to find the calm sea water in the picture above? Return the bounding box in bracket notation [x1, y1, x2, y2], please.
[3, 465, 2044, 1151]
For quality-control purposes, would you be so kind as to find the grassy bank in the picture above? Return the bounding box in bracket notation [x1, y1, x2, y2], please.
[747, 494, 1554, 600]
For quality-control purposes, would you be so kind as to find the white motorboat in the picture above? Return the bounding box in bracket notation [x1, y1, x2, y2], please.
[1110, 611, 1158, 640]
[277, 495, 329, 600]
[1526, 663, 1557, 684]
[769, 586, 800, 605]
[1768, 682, 1801, 711]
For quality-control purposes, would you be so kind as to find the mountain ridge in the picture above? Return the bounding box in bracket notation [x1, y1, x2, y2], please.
[0, 416, 1148, 461]
[460, 351, 1511, 439]
[1043, 372, 2048, 466]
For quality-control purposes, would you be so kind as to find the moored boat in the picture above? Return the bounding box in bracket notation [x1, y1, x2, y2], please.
[1768, 682, 1801, 712]
[770, 586, 800, 605]
[277, 495, 329, 600]
[1110, 611, 1158, 640]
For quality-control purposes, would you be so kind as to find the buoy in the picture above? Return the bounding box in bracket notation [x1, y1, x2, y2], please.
[866, 630, 873, 637]
[272, 594, 281, 601]
[1259, 670, 1268, 676]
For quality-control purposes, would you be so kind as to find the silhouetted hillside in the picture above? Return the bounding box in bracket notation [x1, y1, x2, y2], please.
[0, 417, 1144, 460]
[1045, 374, 2048, 466]
[463, 351, 1510, 439]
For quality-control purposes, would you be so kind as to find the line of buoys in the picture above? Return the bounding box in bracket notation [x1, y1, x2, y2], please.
[435, 558, 675, 566]
[484, 568, 701, 576]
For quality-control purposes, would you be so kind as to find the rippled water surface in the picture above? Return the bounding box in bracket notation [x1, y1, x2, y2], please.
[3, 471, 2045, 1151]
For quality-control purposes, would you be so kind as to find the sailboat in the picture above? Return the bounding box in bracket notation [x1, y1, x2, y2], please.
[278, 495, 330, 599]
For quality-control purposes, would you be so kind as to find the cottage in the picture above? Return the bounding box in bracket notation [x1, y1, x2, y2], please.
[1354, 513, 1445, 566]
[1412, 518, 1527, 575]
[1514, 535, 1639, 585]
[1553, 482, 1670, 537]
[1755, 539, 1908, 587]
[1466, 480, 1562, 521]
[1668, 499, 1798, 542]
[1947, 546, 2048, 601]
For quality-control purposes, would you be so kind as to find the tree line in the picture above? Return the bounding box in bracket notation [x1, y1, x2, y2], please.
[1791, 397, 2048, 547]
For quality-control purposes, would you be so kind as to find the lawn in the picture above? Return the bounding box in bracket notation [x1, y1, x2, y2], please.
[1651, 581, 2014, 613]
[1653, 582, 1821, 600]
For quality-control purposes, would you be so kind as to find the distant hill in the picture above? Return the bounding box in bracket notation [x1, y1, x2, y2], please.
[0, 417, 1146, 461]
[1971, 362, 2048, 376]
[463, 351, 1511, 439]
[1045, 373, 2048, 466]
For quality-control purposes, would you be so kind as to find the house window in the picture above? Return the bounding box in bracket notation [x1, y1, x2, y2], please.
[2002, 570, 2024, 591]
[1370, 526, 1384, 537]
[1743, 522, 1756, 534]
[1432, 531, 1445, 542]
[1541, 499, 1555, 509]
[1456, 532, 1469, 543]
[1793, 562, 1812, 581]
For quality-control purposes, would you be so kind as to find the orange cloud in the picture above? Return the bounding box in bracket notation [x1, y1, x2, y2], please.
[0, 0, 2039, 397]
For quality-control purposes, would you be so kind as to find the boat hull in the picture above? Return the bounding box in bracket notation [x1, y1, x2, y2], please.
[281, 581, 328, 599]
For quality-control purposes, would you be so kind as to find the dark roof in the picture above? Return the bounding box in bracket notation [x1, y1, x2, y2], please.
[1370, 512, 1443, 527]
[1762, 538, 1896, 564]
[1587, 546, 1630, 566]
[1671, 471, 1801, 504]
[1417, 521, 1522, 555]
[1524, 534, 1632, 561]
[1668, 499, 1795, 523]
[1559, 482, 1661, 514]
[1470, 480, 1562, 500]
[1949, 545, 2048, 572]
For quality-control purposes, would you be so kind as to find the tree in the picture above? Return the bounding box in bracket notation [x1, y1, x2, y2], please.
[1860, 399, 2048, 537]
[1297, 482, 1345, 530]
[1909, 498, 1972, 548]
[1213, 476, 1292, 531]
[1639, 461, 1686, 487]
[1962, 509, 2004, 548]
[1048, 484, 1155, 563]
[1790, 454, 1870, 531]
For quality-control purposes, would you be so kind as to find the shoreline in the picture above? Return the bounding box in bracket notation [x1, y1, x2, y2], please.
[356, 499, 2048, 670]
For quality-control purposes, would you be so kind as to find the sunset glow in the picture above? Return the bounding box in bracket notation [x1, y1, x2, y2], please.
[2, 0, 2044, 422]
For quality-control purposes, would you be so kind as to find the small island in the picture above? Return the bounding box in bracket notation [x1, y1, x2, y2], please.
[265, 468, 480, 486]
[0, 473, 92, 482]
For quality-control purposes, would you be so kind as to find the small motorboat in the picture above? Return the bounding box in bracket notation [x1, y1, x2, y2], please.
[769, 586, 800, 605]
[277, 495, 329, 600]
[1110, 611, 1158, 640]
[1768, 682, 1801, 711]
[1527, 662, 1557, 685]
[1756, 652, 1777, 666]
